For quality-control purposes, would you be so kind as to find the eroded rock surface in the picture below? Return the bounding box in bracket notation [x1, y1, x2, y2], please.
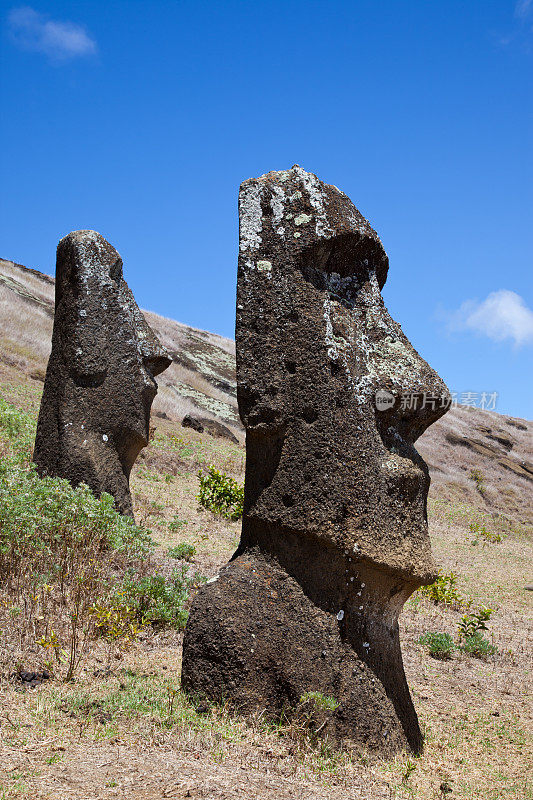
[182, 167, 451, 754]
[33, 230, 171, 516]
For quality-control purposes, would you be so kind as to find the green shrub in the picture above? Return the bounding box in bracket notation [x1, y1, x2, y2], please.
[419, 571, 462, 606]
[469, 522, 501, 543]
[168, 516, 187, 531]
[457, 606, 493, 639]
[197, 466, 244, 520]
[0, 395, 154, 680]
[0, 395, 35, 460]
[470, 468, 485, 495]
[88, 599, 141, 646]
[167, 542, 196, 562]
[0, 461, 153, 586]
[459, 632, 497, 659]
[419, 632, 455, 660]
[116, 568, 197, 629]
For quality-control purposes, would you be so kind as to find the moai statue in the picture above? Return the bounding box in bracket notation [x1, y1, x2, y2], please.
[182, 167, 450, 754]
[34, 230, 171, 517]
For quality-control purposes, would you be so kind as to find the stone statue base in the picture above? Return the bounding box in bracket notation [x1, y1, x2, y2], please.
[182, 543, 423, 755]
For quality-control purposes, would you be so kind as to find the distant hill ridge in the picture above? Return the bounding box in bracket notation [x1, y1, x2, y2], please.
[0, 257, 239, 438]
[1, 257, 531, 527]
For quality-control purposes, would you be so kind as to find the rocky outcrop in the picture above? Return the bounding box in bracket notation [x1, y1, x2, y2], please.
[182, 166, 451, 755]
[182, 413, 239, 443]
[33, 230, 171, 517]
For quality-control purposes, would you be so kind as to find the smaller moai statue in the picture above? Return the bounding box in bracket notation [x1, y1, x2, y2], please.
[33, 230, 171, 517]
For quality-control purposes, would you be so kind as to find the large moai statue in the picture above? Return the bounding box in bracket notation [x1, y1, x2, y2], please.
[182, 167, 450, 754]
[34, 230, 171, 517]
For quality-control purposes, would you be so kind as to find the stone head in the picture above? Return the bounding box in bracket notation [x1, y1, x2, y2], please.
[34, 230, 171, 515]
[237, 166, 451, 584]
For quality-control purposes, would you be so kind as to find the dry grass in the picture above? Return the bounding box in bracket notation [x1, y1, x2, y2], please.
[0, 259, 532, 798]
[0, 368, 531, 799]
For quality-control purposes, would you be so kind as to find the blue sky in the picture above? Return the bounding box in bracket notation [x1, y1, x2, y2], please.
[1, 0, 532, 418]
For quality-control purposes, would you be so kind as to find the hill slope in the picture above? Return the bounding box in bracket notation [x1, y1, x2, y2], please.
[0, 258, 240, 439]
[1, 257, 531, 526]
[0, 257, 531, 800]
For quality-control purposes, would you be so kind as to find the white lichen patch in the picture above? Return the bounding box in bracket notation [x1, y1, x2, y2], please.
[257, 261, 272, 272]
[292, 166, 333, 238]
[239, 182, 263, 252]
[294, 213, 312, 226]
[294, 232, 301, 238]
[270, 185, 286, 236]
[326, 272, 361, 308]
[322, 268, 404, 405]
[172, 382, 238, 423]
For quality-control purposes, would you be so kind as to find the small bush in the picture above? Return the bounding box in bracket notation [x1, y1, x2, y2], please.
[116, 568, 198, 629]
[459, 632, 497, 659]
[470, 468, 485, 495]
[89, 600, 141, 645]
[469, 522, 501, 543]
[197, 466, 244, 520]
[419, 571, 462, 606]
[458, 606, 493, 639]
[419, 632, 455, 660]
[168, 542, 196, 562]
[168, 516, 187, 532]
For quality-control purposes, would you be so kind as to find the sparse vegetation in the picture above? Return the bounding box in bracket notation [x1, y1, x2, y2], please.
[0, 396, 155, 680]
[470, 521, 502, 544]
[419, 632, 456, 660]
[458, 632, 497, 659]
[470, 467, 486, 496]
[168, 515, 187, 531]
[167, 542, 196, 561]
[419, 570, 463, 606]
[457, 606, 493, 640]
[299, 691, 340, 712]
[197, 466, 244, 520]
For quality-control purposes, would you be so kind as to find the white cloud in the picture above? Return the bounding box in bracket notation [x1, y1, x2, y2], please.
[515, 0, 532, 19]
[448, 290, 533, 347]
[8, 6, 97, 61]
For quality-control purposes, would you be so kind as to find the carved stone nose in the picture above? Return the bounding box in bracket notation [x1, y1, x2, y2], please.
[142, 352, 172, 378]
[376, 384, 451, 445]
[136, 318, 172, 378]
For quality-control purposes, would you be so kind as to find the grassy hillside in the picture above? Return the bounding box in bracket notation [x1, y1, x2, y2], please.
[0, 258, 240, 440]
[0, 259, 531, 799]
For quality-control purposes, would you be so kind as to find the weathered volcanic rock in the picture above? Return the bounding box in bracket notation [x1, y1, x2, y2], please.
[182, 413, 239, 444]
[33, 230, 171, 517]
[182, 166, 451, 754]
[181, 414, 205, 433]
